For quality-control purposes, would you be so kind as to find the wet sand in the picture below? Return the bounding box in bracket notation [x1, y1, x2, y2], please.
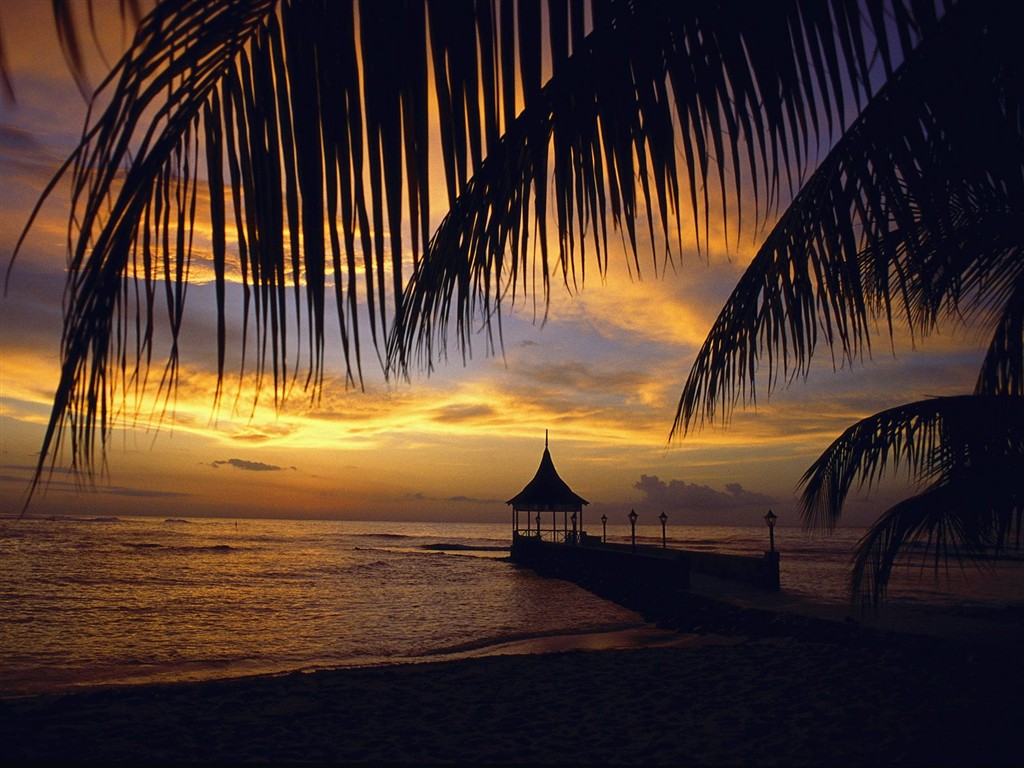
[3, 575, 1021, 765]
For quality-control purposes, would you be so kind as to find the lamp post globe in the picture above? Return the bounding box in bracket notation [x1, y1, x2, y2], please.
[764, 509, 777, 553]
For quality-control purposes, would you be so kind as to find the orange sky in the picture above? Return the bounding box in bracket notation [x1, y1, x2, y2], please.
[0, 0, 989, 527]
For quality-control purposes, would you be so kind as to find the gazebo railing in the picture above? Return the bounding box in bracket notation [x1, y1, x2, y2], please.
[514, 527, 563, 544]
[512, 504, 591, 546]
[513, 527, 589, 545]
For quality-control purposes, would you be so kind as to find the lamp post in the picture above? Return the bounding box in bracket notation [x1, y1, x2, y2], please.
[764, 508, 777, 553]
[601, 514, 607, 543]
[762, 508, 780, 590]
[628, 509, 638, 552]
[570, 511, 577, 545]
[659, 511, 668, 548]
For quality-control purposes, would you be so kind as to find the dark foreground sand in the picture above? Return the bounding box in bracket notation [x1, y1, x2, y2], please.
[3, 577, 1022, 766]
[2, 636, 1020, 765]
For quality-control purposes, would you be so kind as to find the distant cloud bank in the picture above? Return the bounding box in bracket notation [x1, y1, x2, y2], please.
[634, 474, 775, 513]
[211, 458, 295, 472]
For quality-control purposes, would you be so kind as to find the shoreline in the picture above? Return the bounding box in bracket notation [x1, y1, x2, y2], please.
[4, 578, 1022, 764]
[0, 622, 710, 701]
[8, 581, 1016, 700]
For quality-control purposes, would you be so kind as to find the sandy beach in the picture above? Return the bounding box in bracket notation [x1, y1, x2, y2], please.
[2, 637, 1019, 765]
[4, 574, 1021, 766]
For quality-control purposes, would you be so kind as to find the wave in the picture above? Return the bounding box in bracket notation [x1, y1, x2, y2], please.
[46, 516, 122, 523]
[418, 543, 510, 553]
[410, 622, 646, 658]
[346, 560, 391, 572]
[122, 543, 234, 553]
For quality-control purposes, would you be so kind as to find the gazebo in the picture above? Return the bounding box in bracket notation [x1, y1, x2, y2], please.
[507, 432, 588, 543]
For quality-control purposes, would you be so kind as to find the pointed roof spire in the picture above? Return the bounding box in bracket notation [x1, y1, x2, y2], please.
[545, 429, 549, 449]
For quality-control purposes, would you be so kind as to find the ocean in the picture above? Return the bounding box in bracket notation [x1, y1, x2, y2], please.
[2, 516, 1021, 697]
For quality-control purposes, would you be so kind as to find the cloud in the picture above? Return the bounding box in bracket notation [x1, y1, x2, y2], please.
[211, 458, 294, 472]
[634, 474, 776, 513]
[105, 486, 191, 499]
[429, 403, 498, 423]
[445, 494, 504, 504]
[511, 360, 650, 397]
[402, 491, 504, 505]
[228, 426, 298, 443]
[0, 469, 190, 500]
[0, 124, 52, 166]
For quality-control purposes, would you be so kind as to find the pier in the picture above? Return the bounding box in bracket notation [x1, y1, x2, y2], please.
[509, 529, 780, 592]
[507, 435, 780, 593]
[511, 532, 692, 590]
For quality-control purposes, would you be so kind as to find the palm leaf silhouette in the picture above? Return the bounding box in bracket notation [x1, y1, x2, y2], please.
[673, 0, 1023, 436]
[804, 395, 1024, 607]
[661, 1, 1023, 604]
[10, 0, 589, 488]
[11, 0, 935, 490]
[8, 1, 1022, 609]
[388, 0, 938, 373]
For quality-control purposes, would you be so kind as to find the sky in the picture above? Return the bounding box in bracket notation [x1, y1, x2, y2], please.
[0, 0, 989, 528]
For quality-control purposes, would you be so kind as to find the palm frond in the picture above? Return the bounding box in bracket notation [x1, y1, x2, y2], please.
[14, 0, 626, 495]
[0, 0, 148, 102]
[11, 1, 1006, 503]
[850, 467, 1024, 609]
[30, 0, 281, 487]
[799, 394, 1024, 532]
[56, 0, 150, 99]
[387, 0, 935, 375]
[674, 0, 1024, 436]
[16, 0, 427, 489]
[976, 270, 1024, 397]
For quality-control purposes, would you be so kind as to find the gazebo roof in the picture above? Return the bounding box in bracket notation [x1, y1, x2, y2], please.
[506, 436, 588, 511]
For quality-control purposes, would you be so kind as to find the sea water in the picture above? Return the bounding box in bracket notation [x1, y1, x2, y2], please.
[1, 516, 1021, 697]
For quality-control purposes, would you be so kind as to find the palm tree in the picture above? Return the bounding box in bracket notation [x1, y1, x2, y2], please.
[668, 0, 1024, 606]
[8, 0, 908, 477]
[389, 0, 1024, 606]
[7, 1, 1021, 604]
